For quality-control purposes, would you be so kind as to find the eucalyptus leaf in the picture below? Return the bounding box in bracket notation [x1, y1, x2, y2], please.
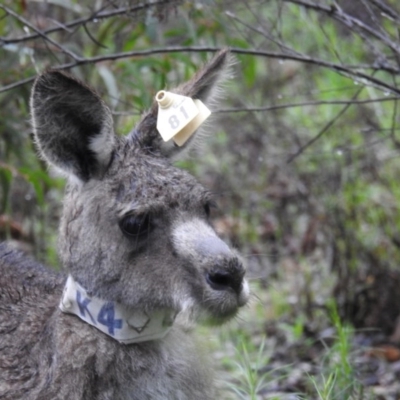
[97, 65, 120, 109]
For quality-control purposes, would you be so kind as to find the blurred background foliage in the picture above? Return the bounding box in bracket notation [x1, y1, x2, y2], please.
[2, 0, 400, 397]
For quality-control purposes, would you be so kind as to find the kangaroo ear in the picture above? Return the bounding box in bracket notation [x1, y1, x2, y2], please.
[133, 49, 233, 159]
[30, 71, 115, 182]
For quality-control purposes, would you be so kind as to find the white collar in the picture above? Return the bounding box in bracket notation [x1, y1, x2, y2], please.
[59, 275, 176, 344]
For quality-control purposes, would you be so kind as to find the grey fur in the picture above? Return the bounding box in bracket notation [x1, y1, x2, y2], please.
[0, 49, 249, 400]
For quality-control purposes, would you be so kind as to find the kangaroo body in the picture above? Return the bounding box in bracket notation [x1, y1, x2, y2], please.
[0, 247, 215, 399]
[0, 50, 249, 399]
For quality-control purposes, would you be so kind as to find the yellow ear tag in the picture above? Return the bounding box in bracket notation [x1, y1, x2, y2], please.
[155, 91, 211, 146]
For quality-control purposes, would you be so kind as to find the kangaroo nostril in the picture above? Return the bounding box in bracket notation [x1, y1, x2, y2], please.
[207, 270, 231, 289]
[206, 265, 244, 294]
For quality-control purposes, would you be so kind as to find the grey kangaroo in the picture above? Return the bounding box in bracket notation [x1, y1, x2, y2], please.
[0, 49, 249, 400]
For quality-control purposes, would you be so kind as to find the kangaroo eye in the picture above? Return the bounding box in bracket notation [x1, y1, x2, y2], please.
[119, 214, 152, 238]
[204, 200, 217, 218]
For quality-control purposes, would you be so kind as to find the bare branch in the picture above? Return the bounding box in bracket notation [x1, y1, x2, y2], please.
[286, 85, 367, 163]
[0, 76, 37, 93]
[0, 1, 181, 46]
[0, 4, 82, 61]
[1, 45, 400, 95]
[283, 0, 400, 57]
[112, 96, 400, 117]
[225, 11, 301, 56]
[215, 96, 400, 113]
[369, 0, 400, 24]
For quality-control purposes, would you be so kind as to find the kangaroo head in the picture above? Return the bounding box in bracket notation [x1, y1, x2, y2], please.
[30, 50, 249, 326]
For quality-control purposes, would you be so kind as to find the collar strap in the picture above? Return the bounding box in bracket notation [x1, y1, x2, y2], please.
[59, 275, 176, 344]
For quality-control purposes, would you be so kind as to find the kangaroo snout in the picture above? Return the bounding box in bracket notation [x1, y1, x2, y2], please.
[194, 234, 246, 294]
[173, 218, 249, 317]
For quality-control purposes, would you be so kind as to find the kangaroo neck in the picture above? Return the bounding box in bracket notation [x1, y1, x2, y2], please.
[59, 275, 177, 344]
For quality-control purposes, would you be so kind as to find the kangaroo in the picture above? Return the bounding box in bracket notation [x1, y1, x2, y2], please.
[0, 49, 249, 400]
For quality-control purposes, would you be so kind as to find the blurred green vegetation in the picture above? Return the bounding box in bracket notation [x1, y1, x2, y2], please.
[1, 0, 400, 397]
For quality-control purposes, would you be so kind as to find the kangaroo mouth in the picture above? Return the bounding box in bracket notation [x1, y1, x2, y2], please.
[200, 278, 250, 324]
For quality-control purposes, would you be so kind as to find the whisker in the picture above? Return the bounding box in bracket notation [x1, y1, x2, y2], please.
[241, 253, 275, 258]
[245, 274, 269, 281]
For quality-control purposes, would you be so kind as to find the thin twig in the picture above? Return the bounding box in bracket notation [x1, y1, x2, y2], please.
[283, 0, 400, 56]
[215, 96, 400, 113]
[225, 11, 300, 56]
[83, 23, 108, 49]
[389, 75, 400, 148]
[368, 0, 400, 24]
[0, 4, 82, 61]
[112, 96, 399, 116]
[286, 85, 367, 163]
[0, 1, 180, 46]
[0, 76, 37, 93]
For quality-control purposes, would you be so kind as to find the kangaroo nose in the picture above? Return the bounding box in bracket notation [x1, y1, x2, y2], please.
[206, 259, 245, 295]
